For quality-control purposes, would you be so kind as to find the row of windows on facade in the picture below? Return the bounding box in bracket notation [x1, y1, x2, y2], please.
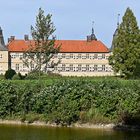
[52, 53, 108, 59]
[54, 64, 111, 72]
[14, 64, 34, 71]
[10, 53, 109, 60]
[14, 64, 111, 72]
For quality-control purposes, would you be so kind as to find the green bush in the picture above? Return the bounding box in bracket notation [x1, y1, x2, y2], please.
[25, 71, 44, 80]
[0, 81, 18, 117]
[0, 78, 140, 126]
[12, 74, 21, 80]
[4, 69, 16, 79]
[0, 74, 4, 80]
[12, 73, 25, 80]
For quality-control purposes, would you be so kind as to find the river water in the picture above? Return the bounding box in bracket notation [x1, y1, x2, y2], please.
[0, 124, 140, 140]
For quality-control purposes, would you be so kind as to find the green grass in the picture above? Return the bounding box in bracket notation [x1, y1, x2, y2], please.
[1, 75, 140, 86]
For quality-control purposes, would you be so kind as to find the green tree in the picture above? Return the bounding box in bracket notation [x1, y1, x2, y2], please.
[23, 8, 60, 76]
[109, 8, 140, 78]
[4, 69, 16, 79]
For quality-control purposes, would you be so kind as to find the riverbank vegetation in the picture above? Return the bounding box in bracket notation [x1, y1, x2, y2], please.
[0, 78, 140, 126]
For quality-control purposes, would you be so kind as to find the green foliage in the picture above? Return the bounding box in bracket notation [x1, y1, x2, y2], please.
[22, 8, 60, 74]
[0, 78, 140, 126]
[12, 74, 20, 80]
[0, 75, 4, 80]
[12, 73, 25, 80]
[37, 80, 95, 125]
[0, 81, 18, 117]
[109, 7, 140, 78]
[25, 71, 40, 80]
[4, 69, 16, 79]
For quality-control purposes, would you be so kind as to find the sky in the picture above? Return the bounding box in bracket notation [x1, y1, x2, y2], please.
[0, 0, 140, 48]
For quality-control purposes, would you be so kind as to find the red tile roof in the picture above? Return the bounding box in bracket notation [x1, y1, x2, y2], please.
[7, 40, 109, 53]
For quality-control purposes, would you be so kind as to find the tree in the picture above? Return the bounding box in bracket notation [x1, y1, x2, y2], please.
[4, 69, 16, 79]
[23, 8, 60, 75]
[109, 8, 140, 78]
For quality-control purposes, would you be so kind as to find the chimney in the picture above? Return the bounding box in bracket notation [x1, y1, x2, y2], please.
[87, 35, 91, 42]
[24, 34, 29, 41]
[8, 38, 11, 43]
[10, 36, 15, 41]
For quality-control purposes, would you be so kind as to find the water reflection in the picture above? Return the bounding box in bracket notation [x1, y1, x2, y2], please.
[0, 124, 140, 140]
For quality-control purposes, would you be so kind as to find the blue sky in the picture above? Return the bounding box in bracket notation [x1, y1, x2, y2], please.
[0, 0, 140, 48]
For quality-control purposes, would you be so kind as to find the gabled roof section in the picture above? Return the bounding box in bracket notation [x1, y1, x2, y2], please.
[7, 40, 109, 53]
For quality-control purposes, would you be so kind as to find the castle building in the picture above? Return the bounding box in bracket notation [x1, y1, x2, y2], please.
[0, 26, 113, 76]
[7, 28, 113, 76]
[0, 27, 8, 75]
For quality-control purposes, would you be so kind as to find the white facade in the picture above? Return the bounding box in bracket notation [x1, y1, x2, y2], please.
[9, 52, 113, 76]
[0, 51, 8, 75]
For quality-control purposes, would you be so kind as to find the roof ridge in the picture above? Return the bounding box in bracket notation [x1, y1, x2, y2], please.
[8, 39, 109, 53]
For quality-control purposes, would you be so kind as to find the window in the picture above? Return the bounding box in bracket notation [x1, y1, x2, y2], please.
[65, 54, 70, 59]
[89, 55, 93, 59]
[86, 54, 89, 59]
[58, 66, 62, 72]
[102, 65, 106, 71]
[58, 54, 62, 59]
[94, 65, 98, 71]
[70, 54, 73, 59]
[98, 54, 102, 59]
[73, 67, 76, 71]
[54, 66, 57, 71]
[102, 54, 105, 59]
[65, 66, 70, 71]
[15, 64, 19, 71]
[62, 64, 66, 71]
[69, 64, 73, 71]
[20, 55, 23, 60]
[62, 53, 65, 58]
[106, 55, 109, 59]
[86, 65, 89, 71]
[77, 64, 82, 71]
[94, 54, 98, 59]
[53, 54, 58, 58]
[23, 64, 26, 68]
[82, 54, 86, 59]
[31, 64, 34, 70]
[11, 54, 15, 58]
[73, 55, 76, 59]
[16, 54, 19, 58]
[78, 54, 81, 59]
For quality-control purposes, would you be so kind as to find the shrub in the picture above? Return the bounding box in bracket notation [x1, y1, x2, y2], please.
[0, 78, 140, 126]
[12, 73, 25, 80]
[47, 71, 62, 77]
[0, 74, 4, 80]
[25, 71, 44, 80]
[5, 69, 16, 79]
[0, 81, 18, 117]
[12, 74, 21, 80]
[25, 73, 39, 80]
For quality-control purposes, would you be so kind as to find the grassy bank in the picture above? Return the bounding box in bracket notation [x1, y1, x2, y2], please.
[0, 77, 140, 126]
